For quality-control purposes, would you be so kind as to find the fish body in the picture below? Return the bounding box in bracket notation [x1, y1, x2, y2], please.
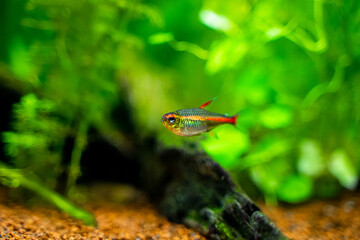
[161, 99, 238, 136]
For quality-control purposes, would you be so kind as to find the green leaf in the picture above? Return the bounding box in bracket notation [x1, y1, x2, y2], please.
[328, 149, 358, 190]
[277, 175, 313, 203]
[239, 137, 291, 170]
[201, 125, 250, 169]
[250, 158, 290, 194]
[259, 105, 293, 129]
[206, 38, 248, 74]
[199, 10, 235, 32]
[250, 165, 279, 204]
[0, 163, 97, 226]
[316, 176, 341, 198]
[236, 66, 271, 106]
[148, 32, 174, 45]
[236, 107, 258, 130]
[9, 37, 38, 85]
[2, 132, 48, 157]
[297, 139, 324, 176]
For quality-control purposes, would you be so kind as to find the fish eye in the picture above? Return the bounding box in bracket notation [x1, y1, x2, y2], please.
[168, 117, 176, 123]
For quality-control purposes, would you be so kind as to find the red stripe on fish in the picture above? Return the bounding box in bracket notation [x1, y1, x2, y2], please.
[206, 115, 238, 125]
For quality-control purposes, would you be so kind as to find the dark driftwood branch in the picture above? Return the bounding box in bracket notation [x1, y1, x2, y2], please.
[84, 134, 288, 240]
[140, 148, 288, 240]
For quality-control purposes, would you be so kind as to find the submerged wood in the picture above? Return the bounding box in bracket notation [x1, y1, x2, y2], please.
[82, 135, 289, 240]
[141, 147, 289, 240]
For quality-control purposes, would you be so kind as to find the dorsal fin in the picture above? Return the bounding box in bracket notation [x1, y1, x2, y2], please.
[199, 97, 217, 109]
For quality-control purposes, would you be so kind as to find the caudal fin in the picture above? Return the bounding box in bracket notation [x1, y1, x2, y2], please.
[231, 113, 239, 125]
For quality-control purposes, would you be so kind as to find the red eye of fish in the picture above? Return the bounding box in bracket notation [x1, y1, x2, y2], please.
[168, 117, 176, 123]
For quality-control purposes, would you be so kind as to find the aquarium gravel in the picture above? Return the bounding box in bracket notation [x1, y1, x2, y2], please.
[0, 187, 205, 240]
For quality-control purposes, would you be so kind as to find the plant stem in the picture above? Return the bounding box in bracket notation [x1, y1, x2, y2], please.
[0, 162, 97, 226]
[67, 119, 89, 195]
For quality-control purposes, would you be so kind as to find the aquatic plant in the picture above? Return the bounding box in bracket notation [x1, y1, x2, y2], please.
[0, 0, 161, 224]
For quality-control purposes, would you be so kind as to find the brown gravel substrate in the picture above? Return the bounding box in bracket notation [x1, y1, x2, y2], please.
[260, 192, 360, 240]
[0, 186, 205, 240]
[1, 185, 359, 240]
[0, 203, 206, 240]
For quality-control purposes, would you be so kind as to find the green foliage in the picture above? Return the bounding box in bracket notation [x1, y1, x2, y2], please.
[1, 0, 360, 210]
[259, 105, 293, 129]
[201, 125, 249, 169]
[328, 149, 358, 190]
[2, 0, 159, 193]
[135, 0, 360, 204]
[0, 162, 96, 225]
[0, 0, 161, 223]
[277, 175, 313, 204]
[3, 94, 65, 188]
[297, 140, 325, 177]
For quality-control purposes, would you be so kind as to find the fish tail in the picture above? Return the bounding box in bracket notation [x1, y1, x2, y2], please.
[231, 113, 239, 125]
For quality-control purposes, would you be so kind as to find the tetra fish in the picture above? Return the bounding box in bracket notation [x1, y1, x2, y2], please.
[161, 98, 238, 136]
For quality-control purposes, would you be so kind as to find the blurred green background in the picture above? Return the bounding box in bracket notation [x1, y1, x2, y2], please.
[0, 0, 359, 211]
